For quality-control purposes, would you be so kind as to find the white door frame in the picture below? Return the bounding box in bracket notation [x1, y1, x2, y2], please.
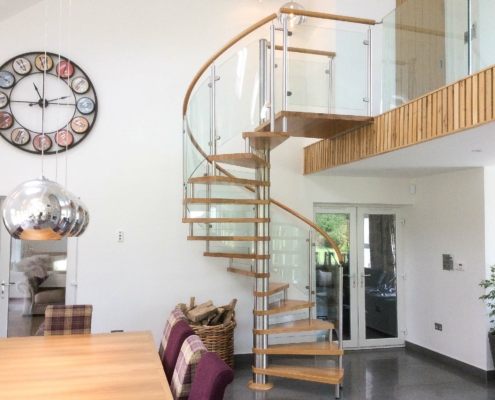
[314, 204, 405, 349]
[0, 197, 11, 337]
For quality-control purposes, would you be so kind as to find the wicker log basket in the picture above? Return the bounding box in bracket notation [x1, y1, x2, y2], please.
[191, 312, 236, 368]
[177, 298, 237, 369]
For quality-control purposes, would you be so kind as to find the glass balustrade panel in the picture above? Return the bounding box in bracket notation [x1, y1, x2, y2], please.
[185, 77, 211, 181]
[271, 25, 367, 116]
[382, 0, 468, 112]
[473, 0, 495, 72]
[215, 40, 264, 152]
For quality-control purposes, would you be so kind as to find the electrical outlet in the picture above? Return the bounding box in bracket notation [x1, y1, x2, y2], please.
[118, 230, 124, 242]
[435, 323, 442, 331]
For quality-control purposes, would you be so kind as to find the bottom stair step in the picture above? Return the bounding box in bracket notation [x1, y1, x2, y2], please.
[253, 365, 344, 385]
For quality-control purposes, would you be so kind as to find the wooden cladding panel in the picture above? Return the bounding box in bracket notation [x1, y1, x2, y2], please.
[304, 65, 495, 174]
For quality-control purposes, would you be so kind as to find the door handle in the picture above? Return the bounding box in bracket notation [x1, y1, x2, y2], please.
[1, 281, 15, 299]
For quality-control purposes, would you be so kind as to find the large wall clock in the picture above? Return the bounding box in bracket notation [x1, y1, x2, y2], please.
[0, 52, 97, 154]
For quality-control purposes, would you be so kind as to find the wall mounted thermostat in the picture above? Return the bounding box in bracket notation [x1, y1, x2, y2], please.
[443, 254, 453, 271]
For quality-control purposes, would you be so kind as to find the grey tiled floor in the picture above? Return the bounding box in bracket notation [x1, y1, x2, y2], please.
[224, 348, 495, 399]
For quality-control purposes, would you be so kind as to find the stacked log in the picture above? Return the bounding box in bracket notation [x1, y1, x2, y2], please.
[175, 297, 237, 326]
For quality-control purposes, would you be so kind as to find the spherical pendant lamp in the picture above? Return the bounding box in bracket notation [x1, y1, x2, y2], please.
[67, 195, 89, 237]
[278, 1, 307, 27]
[2, 177, 77, 240]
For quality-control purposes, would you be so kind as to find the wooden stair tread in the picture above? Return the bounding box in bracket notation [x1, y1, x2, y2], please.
[188, 176, 269, 187]
[242, 132, 290, 151]
[253, 365, 344, 385]
[188, 236, 269, 241]
[205, 252, 269, 260]
[208, 153, 270, 169]
[253, 341, 343, 355]
[254, 300, 314, 316]
[183, 198, 269, 205]
[256, 111, 373, 140]
[182, 218, 269, 223]
[227, 267, 269, 278]
[253, 318, 334, 334]
[253, 282, 289, 297]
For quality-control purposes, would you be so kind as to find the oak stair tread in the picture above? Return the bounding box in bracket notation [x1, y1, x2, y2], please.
[227, 267, 269, 278]
[183, 198, 269, 205]
[253, 300, 315, 316]
[188, 176, 269, 187]
[252, 365, 344, 385]
[256, 111, 373, 140]
[253, 282, 289, 297]
[205, 252, 269, 260]
[182, 218, 269, 223]
[253, 318, 334, 334]
[242, 132, 290, 151]
[208, 153, 270, 169]
[188, 236, 269, 241]
[253, 341, 343, 356]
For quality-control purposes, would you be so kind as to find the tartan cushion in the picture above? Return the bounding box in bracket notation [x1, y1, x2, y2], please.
[171, 335, 207, 400]
[44, 305, 93, 336]
[159, 309, 188, 359]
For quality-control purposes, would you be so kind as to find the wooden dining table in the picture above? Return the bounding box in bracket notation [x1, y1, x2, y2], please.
[0, 331, 173, 399]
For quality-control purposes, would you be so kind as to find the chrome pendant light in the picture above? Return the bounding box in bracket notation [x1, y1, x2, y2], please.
[2, 177, 77, 240]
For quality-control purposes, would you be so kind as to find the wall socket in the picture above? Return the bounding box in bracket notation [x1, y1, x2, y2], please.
[118, 230, 124, 242]
[435, 323, 442, 331]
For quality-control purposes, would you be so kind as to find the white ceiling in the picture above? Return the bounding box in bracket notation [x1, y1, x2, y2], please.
[0, 0, 43, 23]
[313, 121, 495, 178]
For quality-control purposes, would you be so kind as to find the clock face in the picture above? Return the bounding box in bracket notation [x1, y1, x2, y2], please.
[0, 52, 97, 154]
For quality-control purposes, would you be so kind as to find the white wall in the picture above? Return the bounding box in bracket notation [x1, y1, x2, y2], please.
[484, 167, 495, 370]
[404, 168, 489, 370]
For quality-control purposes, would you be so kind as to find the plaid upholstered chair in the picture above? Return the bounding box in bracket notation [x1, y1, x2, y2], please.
[158, 309, 188, 359]
[43, 304, 93, 335]
[188, 352, 234, 400]
[162, 320, 195, 383]
[170, 335, 207, 400]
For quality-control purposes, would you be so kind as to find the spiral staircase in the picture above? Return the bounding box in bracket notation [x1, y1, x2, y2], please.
[182, 7, 376, 398]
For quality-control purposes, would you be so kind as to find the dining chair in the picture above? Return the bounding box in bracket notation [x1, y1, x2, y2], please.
[170, 335, 207, 400]
[162, 320, 195, 383]
[42, 304, 93, 335]
[188, 352, 234, 400]
[159, 309, 188, 358]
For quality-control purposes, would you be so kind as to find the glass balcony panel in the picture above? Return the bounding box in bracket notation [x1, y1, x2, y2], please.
[272, 25, 367, 116]
[473, 0, 495, 72]
[382, 0, 468, 112]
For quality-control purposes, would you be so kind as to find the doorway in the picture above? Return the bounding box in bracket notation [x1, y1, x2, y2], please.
[0, 196, 68, 338]
[314, 205, 404, 348]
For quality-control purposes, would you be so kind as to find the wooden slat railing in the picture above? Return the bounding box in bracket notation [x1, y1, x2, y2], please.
[304, 64, 495, 174]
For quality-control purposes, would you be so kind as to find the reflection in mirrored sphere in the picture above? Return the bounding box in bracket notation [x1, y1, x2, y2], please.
[2, 177, 77, 240]
[76, 199, 90, 237]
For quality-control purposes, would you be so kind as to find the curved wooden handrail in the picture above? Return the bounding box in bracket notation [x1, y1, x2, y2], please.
[279, 7, 376, 26]
[182, 13, 278, 117]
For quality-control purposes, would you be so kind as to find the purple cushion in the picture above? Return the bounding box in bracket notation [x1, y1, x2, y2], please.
[189, 352, 234, 400]
[163, 320, 194, 383]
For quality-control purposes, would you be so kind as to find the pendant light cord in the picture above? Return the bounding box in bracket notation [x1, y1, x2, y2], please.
[41, 0, 49, 177]
[65, 0, 73, 189]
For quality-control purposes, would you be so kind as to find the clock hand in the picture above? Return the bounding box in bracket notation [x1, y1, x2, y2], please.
[47, 95, 70, 103]
[33, 83, 42, 100]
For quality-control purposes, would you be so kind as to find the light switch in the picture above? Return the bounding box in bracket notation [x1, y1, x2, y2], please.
[455, 262, 466, 271]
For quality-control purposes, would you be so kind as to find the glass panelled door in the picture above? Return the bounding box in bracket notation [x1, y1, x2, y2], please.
[357, 207, 404, 347]
[315, 205, 404, 348]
